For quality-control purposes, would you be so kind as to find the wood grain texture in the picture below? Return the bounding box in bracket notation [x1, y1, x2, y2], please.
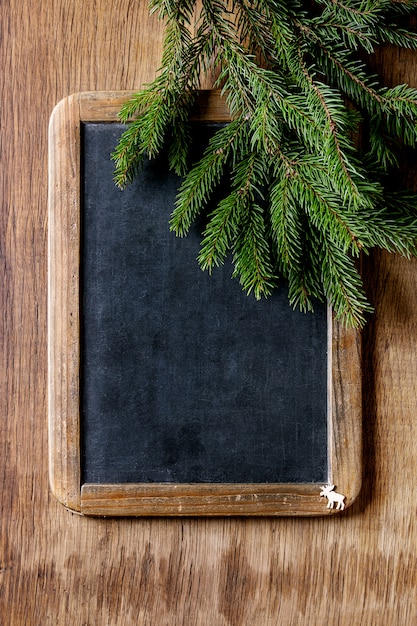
[2, 1, 417, 623]
[48, 94, 82, 512]
[48, 91, 360, 517]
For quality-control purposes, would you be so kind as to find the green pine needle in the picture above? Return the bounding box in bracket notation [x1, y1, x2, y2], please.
[112, 0, 417, 327]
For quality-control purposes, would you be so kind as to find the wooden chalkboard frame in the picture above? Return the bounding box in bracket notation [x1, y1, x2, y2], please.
[48, 91, 362, 516]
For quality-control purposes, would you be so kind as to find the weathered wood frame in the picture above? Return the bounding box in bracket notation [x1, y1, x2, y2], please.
[48, 91, 362, 516]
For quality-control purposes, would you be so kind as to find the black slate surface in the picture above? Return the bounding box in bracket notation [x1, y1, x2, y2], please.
[81, 122, 329, 484]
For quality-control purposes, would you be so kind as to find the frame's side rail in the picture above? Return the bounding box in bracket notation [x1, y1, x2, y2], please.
[329, 320, 362, 508]
[48, 94, 83, 512]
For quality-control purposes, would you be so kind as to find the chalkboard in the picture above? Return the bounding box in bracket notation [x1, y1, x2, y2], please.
[82, 121, 328, 485]
[48, 91, 362, 516]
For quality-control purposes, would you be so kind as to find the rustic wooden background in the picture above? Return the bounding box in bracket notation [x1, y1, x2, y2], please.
[2, 1, 417, 624]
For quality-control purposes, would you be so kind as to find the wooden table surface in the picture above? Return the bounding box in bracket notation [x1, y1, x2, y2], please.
[2, 2, 417, 624]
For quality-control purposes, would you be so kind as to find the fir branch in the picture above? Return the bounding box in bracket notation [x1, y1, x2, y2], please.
[374, 24, 417, 48]
[170, 119, 247, 235]
[113, 0, 417, 327]
[270, 170, 305, 272]
[232, 200, 277, 299]
[198, 193, 241, 272]
[318, 229, 373, 328]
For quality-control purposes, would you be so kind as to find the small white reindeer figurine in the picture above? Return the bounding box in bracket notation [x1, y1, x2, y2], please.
[320, 485, 346, 510]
